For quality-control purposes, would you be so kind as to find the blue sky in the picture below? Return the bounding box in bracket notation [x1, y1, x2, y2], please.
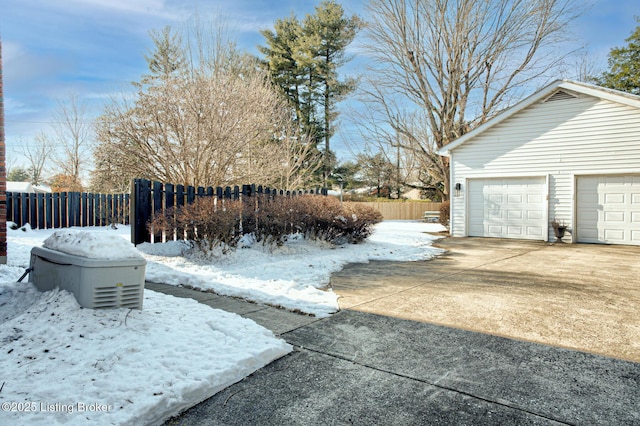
[1, 0, 638, 169]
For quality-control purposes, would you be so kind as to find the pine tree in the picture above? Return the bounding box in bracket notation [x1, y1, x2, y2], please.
[590, 20, 640, 95]
[259, 1, 361, 185]
[303, 1, 361, 183]
[144, 26, 186, 82]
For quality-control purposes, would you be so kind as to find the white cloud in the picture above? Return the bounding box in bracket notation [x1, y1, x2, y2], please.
[63, 0, 185, 21]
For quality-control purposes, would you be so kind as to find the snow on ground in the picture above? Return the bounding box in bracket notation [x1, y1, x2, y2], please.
[0, 220, 445, 425]
[140, 221, 446, 317]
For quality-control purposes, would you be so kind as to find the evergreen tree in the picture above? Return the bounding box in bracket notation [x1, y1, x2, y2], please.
[304, 1, 361, 183]
[259, 1, 361, 185]
[7, 167, 30, 182]
[144, 26, 186, 82]
[590, 20, 640, 95]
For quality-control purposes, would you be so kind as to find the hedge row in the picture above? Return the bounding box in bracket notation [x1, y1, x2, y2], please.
[149, 195, 383, 253]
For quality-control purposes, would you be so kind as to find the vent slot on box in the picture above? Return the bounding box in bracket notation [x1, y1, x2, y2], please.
[93, 284, 142, 309]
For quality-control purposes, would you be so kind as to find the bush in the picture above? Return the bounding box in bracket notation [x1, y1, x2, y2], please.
[439, 200, 450, 226]
[149, 197, 243, 253]
[149, 194, 384, 254]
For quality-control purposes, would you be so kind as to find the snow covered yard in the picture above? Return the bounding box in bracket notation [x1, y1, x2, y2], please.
[0, 221, 445, 425]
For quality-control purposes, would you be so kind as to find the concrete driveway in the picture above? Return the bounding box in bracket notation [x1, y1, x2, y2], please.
[160, 236, 640, 425]
[331, 237, 640, 362]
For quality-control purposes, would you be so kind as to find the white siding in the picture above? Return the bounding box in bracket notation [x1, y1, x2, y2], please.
[450, 93, 640, 241]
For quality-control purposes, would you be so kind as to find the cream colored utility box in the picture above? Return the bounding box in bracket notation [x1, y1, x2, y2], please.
[29, 246, 146, 309]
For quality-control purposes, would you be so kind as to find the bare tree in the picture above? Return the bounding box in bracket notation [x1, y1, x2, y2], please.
[21, 132, 53, 185]
[275, 125, 324, 190]
[360, 0, 582, 200]
[94, 23, 319, 190]
[50, 93, 93, 189]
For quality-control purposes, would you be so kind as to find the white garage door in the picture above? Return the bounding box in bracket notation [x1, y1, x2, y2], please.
[468, 177, 546, 240]
[576, 175, 640, 245]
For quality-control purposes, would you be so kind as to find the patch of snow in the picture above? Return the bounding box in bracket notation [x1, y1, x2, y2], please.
[0, 220, 446, 425]
[43, 229, 143, 260]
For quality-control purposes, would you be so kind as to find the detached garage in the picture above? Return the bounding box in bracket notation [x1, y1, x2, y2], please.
[438, 80, 640, 245]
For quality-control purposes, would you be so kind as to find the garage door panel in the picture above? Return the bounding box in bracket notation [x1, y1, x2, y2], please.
[577, 175, 640, 246]
[604, 211, 625, 222]
[507, 194, 523, 204]
[527, 211, 543, 220]
[508, 210, 523, 220]
[488, 194, 503, 204]
[468, 177, 546, 240]
[604, 229, 625, 240]
[604, 193, 625, 204]
[507, 226, 523, 236]
[487, 225, 504, 234]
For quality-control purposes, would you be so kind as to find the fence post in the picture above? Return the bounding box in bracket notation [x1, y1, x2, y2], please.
[131, 179, 152, 245]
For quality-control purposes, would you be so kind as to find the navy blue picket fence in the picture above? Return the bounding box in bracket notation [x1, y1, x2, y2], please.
[6, 191, 130, 230]
[131, 179, 327, 245]
[5, 180, 326, 245]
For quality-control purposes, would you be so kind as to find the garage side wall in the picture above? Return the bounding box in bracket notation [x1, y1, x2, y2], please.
[450, 93, 640, 242]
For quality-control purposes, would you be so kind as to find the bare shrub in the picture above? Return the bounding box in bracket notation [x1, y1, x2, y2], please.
[338, 202, 384, 243]
[149, 197, 243, 253]
[250, 195, 298, 247]
[291, 196, 383, 244]
[149, 194, 384, 254]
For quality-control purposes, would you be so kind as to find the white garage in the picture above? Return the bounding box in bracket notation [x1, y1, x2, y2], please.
[468, 177, 546, 240]
[438, 80, 640, 245]
[576, 175, 640, 245]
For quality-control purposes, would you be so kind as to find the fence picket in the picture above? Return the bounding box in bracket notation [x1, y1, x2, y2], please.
[37, 193, 45, 229]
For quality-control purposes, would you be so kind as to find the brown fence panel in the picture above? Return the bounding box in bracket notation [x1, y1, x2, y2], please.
[357, 201, 442, 220]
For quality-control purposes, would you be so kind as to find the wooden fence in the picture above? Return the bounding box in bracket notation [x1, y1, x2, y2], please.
[6, 191, 130, 229]
[358, 201, 442, 221]
[132, 179, 327, 245]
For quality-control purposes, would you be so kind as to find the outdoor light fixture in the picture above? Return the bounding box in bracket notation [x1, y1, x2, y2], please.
[455, 182, 462, 197]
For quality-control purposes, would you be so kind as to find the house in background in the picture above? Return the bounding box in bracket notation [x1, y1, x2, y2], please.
[438, 80, 640, 246]
[6, 182, 51, 194]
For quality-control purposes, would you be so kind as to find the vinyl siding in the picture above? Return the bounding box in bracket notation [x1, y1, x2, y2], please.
[450, 93, 640, 241]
